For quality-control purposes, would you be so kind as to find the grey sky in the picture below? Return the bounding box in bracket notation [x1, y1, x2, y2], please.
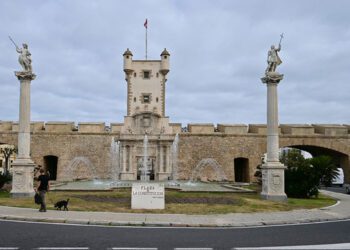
[0, 0, 349, 126]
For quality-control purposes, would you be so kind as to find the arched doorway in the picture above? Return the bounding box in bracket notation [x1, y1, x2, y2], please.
[234, 157, 249, 182]
[44, 155, 58, 180]
[283, 145, 350, 183]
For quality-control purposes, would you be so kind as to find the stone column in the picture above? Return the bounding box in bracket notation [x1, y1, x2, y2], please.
[122, 146, 126, 172]
[165, 146, 170, 172]
[260, 72, 287, 201]
[11, 71, 36, 197]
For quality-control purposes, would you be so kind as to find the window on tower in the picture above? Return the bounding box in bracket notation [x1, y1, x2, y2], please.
[141, 93, 151, 104]
[143, 95, 150, 103]
[143, 70, 150, 79]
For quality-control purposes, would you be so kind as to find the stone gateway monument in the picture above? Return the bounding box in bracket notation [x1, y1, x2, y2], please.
[10, 42, 36, 197]
[116, 48, 177, 181]
[1, 36, 349, 195]
[260, 34, 287, 201]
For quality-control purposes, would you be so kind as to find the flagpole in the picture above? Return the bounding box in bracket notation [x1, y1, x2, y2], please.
[145, 19, 148, 60]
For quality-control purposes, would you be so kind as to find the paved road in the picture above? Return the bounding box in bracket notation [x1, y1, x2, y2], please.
[323, 186, 348, 194]
[1, 219, 350, 249]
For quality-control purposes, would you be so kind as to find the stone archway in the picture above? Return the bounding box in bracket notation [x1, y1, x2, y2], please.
[191, 158, 227, 182]
[282, 145, 350, 183]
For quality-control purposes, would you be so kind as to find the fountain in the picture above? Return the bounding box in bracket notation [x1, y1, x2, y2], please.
[190, 158, 227, 182]
[110, 138, 120, 181]
[65, 156, 97, 181]
[140, 134, 149, 181]
[54, 135, 249, 192]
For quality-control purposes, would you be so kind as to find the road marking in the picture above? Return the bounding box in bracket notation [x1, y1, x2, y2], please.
[36, 248, 89, 250]
[109, 248, 157, 250]
[0, 248, 19, 250]
[233, 243, 350, 249]
[175, 248, 213, 250]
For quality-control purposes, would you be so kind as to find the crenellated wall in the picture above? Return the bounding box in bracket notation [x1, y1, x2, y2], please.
[1, 121, 349, 136]
[0, 121, 349, 182]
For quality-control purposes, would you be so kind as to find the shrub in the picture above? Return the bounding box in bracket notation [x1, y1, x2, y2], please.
[0, 173, 11, 189]
[281, 149, 338, 198]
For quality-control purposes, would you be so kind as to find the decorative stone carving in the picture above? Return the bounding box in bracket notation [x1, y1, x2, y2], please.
[11, 165, 35, 197]
[15, 71, 36, 81]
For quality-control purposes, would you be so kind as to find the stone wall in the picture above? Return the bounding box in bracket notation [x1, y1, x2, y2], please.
[1, 121, 349, 136]
[178, 134, 265, 182]
[0, 121, 349, 182]
[30, 133, 113, 181]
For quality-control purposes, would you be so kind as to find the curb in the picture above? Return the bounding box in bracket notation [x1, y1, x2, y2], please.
[1, 214, 350, 228]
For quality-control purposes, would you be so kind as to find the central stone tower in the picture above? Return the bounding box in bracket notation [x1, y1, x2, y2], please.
[124, 48, 169, 118]
[120, 48, 172, 135]
[117, 48, 177, 181]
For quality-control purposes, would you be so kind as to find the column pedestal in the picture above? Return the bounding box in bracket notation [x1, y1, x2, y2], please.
[11, 161, 36, 197]
[10, 71, 36, 198]
[261, 72, 287, 201]
[260, 162, 287, 201]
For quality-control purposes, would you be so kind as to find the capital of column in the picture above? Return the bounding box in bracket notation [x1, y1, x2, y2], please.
[261, 72, 283, 85]
[15, 71, 36, 81]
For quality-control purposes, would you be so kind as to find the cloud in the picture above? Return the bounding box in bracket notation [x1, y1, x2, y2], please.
[0, 0, 349, 125]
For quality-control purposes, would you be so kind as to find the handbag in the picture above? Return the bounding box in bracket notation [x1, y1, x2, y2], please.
[34, 192, 42, 204]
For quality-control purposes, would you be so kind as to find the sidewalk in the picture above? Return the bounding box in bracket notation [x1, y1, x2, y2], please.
[0, 190, 349, 227]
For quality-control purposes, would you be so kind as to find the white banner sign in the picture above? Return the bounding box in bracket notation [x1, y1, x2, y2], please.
[131, 183, 165, 209]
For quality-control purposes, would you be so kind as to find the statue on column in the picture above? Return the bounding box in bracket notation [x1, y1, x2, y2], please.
[9, 36, 33, 72]
[265, 33, 283, 75]
[17, 43, 32, 72]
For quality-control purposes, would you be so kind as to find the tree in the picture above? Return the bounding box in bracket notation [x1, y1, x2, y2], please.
[281, 149, 318, 198]
[281, 149, 338, 198]
[0, 145, 17, 176]
[309, 155, 339, 187]
[280, 149, 309, 170]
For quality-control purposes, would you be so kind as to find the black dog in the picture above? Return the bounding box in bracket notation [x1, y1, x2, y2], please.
[54, 198, 69, 211]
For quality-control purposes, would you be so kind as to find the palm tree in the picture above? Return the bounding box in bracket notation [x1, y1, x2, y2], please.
[309, 155, 338, 187]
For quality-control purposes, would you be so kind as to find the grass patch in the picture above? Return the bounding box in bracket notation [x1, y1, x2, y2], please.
[0, 189, 336, 214]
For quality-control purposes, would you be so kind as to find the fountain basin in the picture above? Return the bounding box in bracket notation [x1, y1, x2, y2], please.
[51, 180, 255, 193]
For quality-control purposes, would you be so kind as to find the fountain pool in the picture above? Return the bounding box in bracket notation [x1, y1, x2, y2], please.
[51, 179, 254, 193]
